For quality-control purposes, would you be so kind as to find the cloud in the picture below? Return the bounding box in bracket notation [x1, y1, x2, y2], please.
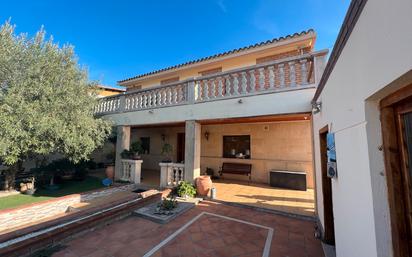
[217, 0, 227, 13]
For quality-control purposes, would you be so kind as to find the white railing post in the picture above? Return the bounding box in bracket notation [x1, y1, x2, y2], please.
[241, 72, 247, 94]
[249, 69, 256, 93]
[217, 77, 224, 97]
[279, 64, 285, 88]
[187, 79, 196, 104]
[225, 75, 231, 96]
[268, 66, 275, 89]
[300, 59, 308, 85]
[289, 61, 296, 87]
[258, 68, 265, 91]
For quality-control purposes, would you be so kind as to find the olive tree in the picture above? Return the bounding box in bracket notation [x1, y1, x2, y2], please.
[0, 21, 112, 186]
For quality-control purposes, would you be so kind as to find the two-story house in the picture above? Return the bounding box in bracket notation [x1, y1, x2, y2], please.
[95, 29, 327, 216]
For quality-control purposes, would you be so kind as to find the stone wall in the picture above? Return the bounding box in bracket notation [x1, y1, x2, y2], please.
[201, 121, 314, 187]
[0, 194, 81, 232]
[0, 184, 137, 232]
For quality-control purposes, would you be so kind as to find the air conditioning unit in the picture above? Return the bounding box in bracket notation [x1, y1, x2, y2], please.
[327, 161, 337, 179]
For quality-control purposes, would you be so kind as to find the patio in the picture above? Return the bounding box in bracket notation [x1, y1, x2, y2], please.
[213, 179, 315, 217]
[136, 168, 315, 217]
[51, 200, 323, 257]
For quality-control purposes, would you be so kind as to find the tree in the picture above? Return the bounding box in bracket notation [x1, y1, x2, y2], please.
[0, 21, 112, 180]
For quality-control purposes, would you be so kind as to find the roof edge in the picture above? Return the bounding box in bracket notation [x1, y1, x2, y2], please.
[118, 29, 316, 85]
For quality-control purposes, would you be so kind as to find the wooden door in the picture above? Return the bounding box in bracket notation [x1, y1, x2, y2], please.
[177, 133, 185, 163]
[396, 103, 412, 254]
[319, 126, 335, 245]
[381, 84, 412, 257]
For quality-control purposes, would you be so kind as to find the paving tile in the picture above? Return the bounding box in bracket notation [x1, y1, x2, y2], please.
[52, 200, 324, 257]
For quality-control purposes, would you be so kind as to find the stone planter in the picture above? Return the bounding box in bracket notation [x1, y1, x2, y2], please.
[196, 175, 212, 196]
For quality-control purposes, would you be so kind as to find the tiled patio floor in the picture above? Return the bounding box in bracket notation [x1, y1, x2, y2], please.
[212, 179, 315, 217]
[52, 200, 323, 257]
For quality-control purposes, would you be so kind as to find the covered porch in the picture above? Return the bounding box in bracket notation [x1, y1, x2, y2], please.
[115, 113, 315, 217]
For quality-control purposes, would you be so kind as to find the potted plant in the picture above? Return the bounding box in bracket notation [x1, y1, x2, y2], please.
[120, 149, 132, 159]
[161, 143, 173, 163]
[176, 181, 196, 199]
[130, 141, 143, 160]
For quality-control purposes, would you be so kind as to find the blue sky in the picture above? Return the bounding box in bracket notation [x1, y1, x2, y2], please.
[1, 0, 350, 87]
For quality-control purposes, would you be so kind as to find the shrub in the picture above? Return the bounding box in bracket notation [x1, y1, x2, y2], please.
[158, 197, 178, 211]
[176, 181, 196, 198]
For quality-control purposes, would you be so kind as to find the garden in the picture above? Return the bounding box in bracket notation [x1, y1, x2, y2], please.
[0, 158, 106, 210]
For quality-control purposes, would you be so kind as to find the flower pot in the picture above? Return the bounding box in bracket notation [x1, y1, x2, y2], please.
[132, 153, 141, 160]
[196, 175, 212, 196]
[105, 165, 115, 179]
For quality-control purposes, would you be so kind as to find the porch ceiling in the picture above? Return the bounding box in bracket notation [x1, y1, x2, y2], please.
[198, 112, 311, 125]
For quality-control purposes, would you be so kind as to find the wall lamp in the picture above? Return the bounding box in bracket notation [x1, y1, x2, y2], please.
[204, 131, 210, 141]
[312, 101, 322, 114]
[161, 134, 166, 142]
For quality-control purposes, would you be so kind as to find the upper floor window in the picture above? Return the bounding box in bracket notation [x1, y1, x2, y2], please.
[160, 77, 179, 85]
[199, 67, 222, 76]
[128, 84, 142, 91]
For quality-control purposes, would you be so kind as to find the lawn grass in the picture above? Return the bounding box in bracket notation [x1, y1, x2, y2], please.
[0, 176, 104, 211]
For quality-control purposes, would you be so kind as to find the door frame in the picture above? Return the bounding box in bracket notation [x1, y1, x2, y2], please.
[380, 84, 412, 257]
[319, 125, 335, 245]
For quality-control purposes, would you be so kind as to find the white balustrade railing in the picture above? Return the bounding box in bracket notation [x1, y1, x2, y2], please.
[120, 159, 143, 183]
[94, 51, 327, 115]
[159, 163, 185, 188]
[193, 54, 315, 102]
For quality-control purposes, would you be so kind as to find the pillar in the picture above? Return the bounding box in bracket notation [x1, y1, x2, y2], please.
[115, 125, 130, 180]
[184, 120, 201, 183]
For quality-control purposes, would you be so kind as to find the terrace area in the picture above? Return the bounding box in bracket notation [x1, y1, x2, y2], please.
[51, 200, 323, 257]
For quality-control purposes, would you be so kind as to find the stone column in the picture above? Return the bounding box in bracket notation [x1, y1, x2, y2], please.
[115, 125, 130, 180]
[184, 120, 201, 183]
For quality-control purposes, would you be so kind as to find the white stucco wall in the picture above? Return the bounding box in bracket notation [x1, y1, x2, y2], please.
[312, 0, 412, 257]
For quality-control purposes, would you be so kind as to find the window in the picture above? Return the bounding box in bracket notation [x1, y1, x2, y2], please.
[160, 77, 179, 85]
[140, 137, 150, 154]
[223, 135, 251, 159]
[199, 67, 222, 76]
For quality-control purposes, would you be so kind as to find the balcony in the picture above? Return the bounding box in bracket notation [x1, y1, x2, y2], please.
[95, 50, 327, 124]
